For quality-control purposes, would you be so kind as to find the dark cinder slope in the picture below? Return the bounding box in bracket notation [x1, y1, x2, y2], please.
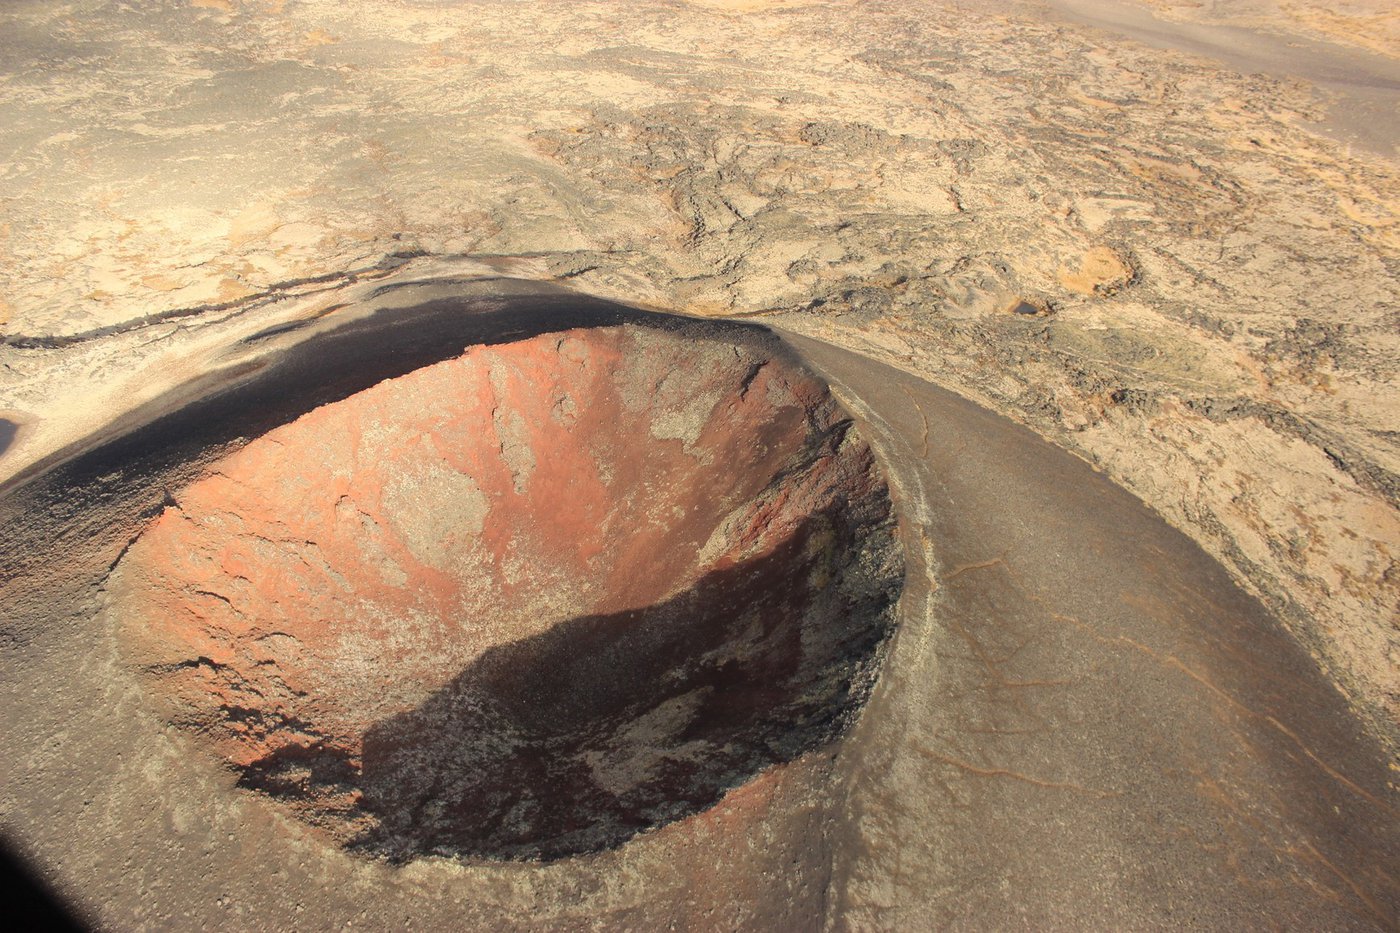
[790, 331, 1399, 929]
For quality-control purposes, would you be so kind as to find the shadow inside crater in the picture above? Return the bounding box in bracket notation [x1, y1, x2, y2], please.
[241, 511, 899, 863]
[0, 838, 85, 933]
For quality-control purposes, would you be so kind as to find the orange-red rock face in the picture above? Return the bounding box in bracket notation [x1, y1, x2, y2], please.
[113, 323, 901, 860]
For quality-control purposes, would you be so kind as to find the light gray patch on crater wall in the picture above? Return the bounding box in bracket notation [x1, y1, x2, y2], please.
[383, 464, 490, 569]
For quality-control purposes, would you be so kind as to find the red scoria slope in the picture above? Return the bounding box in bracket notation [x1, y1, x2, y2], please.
[111, 322, 902, 860]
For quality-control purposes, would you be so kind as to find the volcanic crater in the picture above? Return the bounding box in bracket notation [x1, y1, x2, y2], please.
[111, 321, 903, 862]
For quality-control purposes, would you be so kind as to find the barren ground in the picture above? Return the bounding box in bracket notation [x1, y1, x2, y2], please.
[0, 0, 1396, 928]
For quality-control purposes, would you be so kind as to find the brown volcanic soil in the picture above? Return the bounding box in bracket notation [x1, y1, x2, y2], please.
[110, 323, 902, 861]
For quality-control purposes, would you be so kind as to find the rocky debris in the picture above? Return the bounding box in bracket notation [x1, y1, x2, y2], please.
[1057, 246, 1137, 296]
[111, 322, 902, 860]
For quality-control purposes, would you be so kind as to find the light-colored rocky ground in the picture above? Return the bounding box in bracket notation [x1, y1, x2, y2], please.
[1123, 0, 1399, 59]
[0, 0, 1395, 745]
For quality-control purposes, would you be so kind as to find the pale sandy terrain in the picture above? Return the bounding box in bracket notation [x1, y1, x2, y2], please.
[1, 3, 1398, 925]
[1, 0, 1394, 742]
[1131, 0, 1400, 59]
